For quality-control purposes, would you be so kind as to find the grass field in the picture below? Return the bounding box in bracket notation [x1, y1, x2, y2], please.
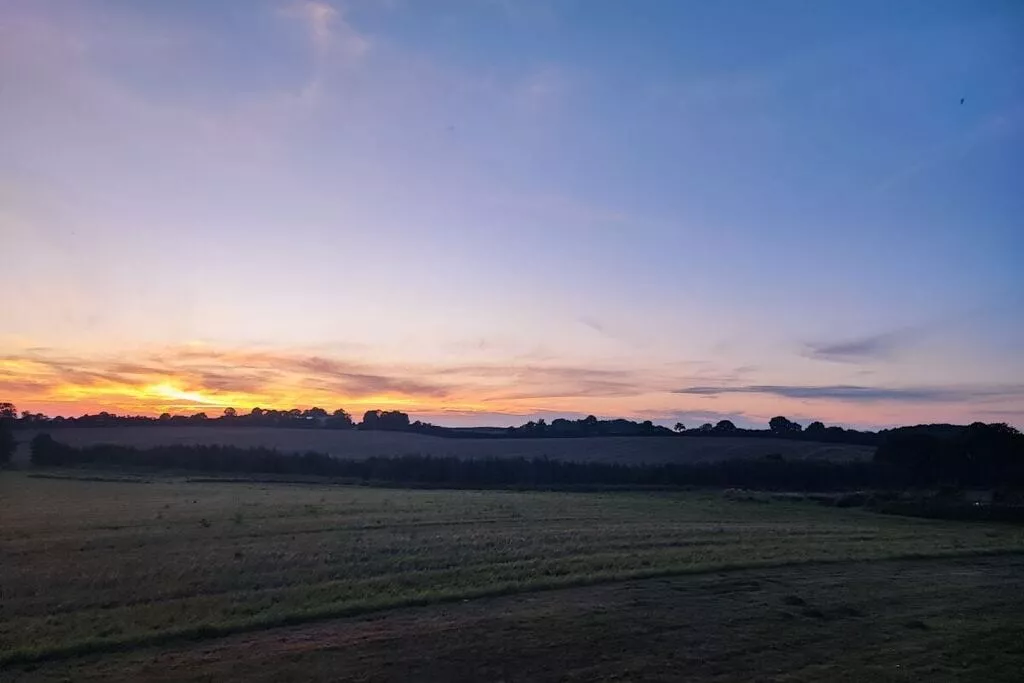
[10, 426, 874, 465]
[15, 556, 1023, 682]
[1, 471, 1022, 680]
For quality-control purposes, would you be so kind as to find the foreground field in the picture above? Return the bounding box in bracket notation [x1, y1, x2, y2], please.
[16, 556, 1024, 682]
[11, 426, 873, 464]
[2, 475, 1024, 683]
[2, 472, 1022, 680]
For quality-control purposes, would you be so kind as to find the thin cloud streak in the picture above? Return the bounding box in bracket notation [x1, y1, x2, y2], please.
[674, 383, 1024, 404]
[803, 330, 917, 363]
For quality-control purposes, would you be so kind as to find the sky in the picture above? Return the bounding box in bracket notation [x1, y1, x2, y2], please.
[1, 0, 1022, 429]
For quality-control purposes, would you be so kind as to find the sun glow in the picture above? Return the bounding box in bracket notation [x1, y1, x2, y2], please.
[148, 383, 222, 406]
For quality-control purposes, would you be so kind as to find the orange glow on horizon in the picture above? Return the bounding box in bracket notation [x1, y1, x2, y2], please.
[1, 344, 1017, 428]
[1, 359, 503, 418]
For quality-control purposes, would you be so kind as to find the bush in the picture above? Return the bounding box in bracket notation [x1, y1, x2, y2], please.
[0, 422, 15, 466]
[31, 433, 73, 466]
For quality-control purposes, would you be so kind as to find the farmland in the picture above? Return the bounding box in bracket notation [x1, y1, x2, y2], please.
[2, 472, 1022, 681]
[10, 426, 873, 465]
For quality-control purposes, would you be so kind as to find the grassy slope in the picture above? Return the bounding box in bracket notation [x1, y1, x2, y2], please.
[11, 426, 873, 465]
[1, 471, 1021, 667]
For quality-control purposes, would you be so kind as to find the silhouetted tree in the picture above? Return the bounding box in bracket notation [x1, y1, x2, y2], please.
[769, 416, 803, 435]
[805, 421, 826, 435]
[223, 407, 237, 418]
[714, 420, 737, 434]
[699, 423, 713, 433]
[674, 422, 686, 433]
[361, 410, 411, 431]
[327, 408, 355, 429]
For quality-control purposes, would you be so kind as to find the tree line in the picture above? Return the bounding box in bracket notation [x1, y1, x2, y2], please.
[25, 421, 1024, 490]
[6, 401, 879, 447]
[4, 400, 1021, 461]
[512, 414, 878, 445]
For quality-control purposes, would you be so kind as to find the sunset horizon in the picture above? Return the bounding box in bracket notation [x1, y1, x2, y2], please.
[4, 339, 1022, 430]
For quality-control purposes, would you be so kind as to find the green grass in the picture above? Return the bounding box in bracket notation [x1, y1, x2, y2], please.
[2, 471, 1022, 666]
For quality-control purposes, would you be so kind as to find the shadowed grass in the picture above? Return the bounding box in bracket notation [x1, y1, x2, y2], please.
[2, 472, 1023, 668]
[3, 547, 1023, 667]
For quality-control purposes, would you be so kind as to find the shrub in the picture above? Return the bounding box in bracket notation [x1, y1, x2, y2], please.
[0, 423, 15, 466]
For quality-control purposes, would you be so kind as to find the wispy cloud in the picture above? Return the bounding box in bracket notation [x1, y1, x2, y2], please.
[0, 345, 675, 415]
[4, 345, 1022, 427]
[673, 383, 1024, 404]
[803, 330, 917, 363]
[297, 0, 336, 53]
[577, 315, 637, 346]
[578, 316, 608, 336]
[285, 0, 370, 61]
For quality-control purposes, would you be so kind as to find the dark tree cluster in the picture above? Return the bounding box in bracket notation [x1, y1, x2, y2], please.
[29, 434, 881, 491]
[874, 422, 1024, 488]
[360, 410, 411, 431]
[0, 402, 16, 466]
[666, 416, 878, 446]
[505, 416, 673, 438]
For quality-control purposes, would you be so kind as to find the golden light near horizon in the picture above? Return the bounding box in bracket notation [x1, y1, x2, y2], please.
[1, 337, 1021, 427]
[148, 383, 224, 407]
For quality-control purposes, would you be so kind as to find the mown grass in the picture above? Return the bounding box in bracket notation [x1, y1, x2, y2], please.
[2, 472, 1022, 665]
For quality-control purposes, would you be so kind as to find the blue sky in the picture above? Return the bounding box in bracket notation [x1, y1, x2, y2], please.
[1, 0, 1022, 427]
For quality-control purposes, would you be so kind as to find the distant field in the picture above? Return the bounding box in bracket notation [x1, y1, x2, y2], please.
[2, 472, 1022, 680]
[11, 426, 874, 465]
